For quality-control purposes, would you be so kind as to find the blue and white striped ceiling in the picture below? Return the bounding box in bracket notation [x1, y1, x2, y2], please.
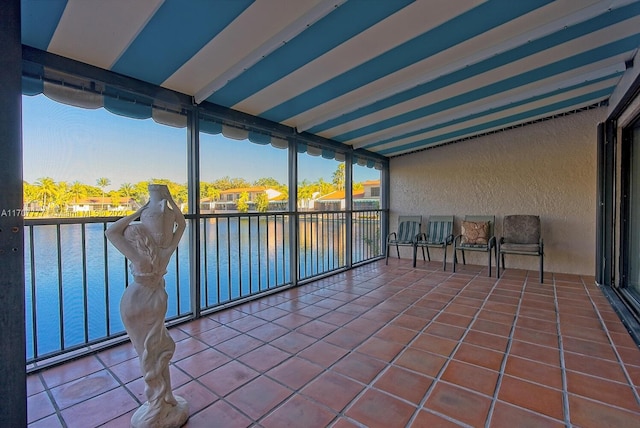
[21, 0, 640, 157]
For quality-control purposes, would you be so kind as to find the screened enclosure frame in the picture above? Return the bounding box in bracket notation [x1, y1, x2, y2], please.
[21, 45, 389, 367]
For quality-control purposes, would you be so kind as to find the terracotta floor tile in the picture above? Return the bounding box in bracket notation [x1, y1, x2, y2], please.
[411, 333, 459, 357]
[172, 336, 210, 361]
[253, 306, 290, 321]
[324, 327, 369, 349]
[261, 395, 337, 428]
[345, 388, 416, 427]
[266, 356, 324, 390]
[360, 307, 399, 323]
[453, 343, 504, 371]
[424, 382, 492, 427]
[343, 317, 385, 336]
[568, 394, 640, 428]
[355, 336, 404, 362]
[245, 322, 290, 342]
[237, 344, 290, 372]
[471, 318, 513, 337]
[476, 309, 516, 325]
[562, 336, 617, 361]
[616, 347, 640, 366]
[463, 330, 509, 353]
[560, 323, 610, 343]
[434, 312, 474, 329]
[175, 347, 231, 378]
[423, 322, 466, 341]
[391, 313, 431, 331]
[441, 360, 500, 396]
[375, 324, 420, 344]
[198, 360, 259, 397]
[60, 387, 138, 428]
[50, 370, 119, 410]
[490, 400, 565, 428]
[395, 348, 447, 377]
[177, 316, 219, 335]
[331, 352, 386, 383]
[27, 374, 46, 396]
[563, 351, 628, 382]
[225, 376, 292, 420]
[41, 355, 104, 388]
[566, 371, 640, 411]
[512, 326, 559, 348]
[173, 380, 219, 416]
[373, 365, 433, 404]
[270, 330, 317, 354]
[96, 343, 137, 367]
[298, 340, 349, 367]
[301, 371, 363, 412]
[504, 355, 563, 390]
[191, 325, 240, 348]
[319, 310, 358, 327]
[225, 314, 269, 333]
[213, 333, 263, 358]
[296, 319, 337, 339]
[509, 340, 560, 367]
[28, 413, 64, 428]
[516, 316, 558, 334]
[184, 400, 251, 428]
[27, 390, 56, 424]
[498, 375, 564, 420]
[410, 410, 463, 428]
[109, 357, 143, 384]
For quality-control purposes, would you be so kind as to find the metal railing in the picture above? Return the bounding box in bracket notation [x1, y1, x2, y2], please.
[24, 209, 383, 365]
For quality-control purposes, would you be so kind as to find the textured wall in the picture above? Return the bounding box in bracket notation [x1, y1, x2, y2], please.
[389, 107, 607, 275]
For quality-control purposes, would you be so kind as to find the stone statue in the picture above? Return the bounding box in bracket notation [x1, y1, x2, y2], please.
[105, 184, 188, 428]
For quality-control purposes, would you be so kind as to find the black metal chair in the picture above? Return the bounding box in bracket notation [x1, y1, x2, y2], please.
[386, 215, 421, 264]
[497, 215, 544, 283]
[453, 215, 497, 277]
[413, 215, 454, 270]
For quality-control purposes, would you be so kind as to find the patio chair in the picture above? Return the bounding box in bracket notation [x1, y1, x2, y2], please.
[453, 215, 497, 277]
[497, 215, 544, 283]
[386, 215, 421, 264]
[413, 215, 454, 270]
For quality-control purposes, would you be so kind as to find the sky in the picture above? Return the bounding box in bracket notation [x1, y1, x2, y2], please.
[22, 94, 379, 191]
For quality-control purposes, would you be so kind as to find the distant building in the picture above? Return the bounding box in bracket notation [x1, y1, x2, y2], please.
[200, 186, 286, 213]
[315, 180, 380, 211]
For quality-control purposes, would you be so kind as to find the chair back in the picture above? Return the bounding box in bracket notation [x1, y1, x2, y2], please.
[426, 215, 453, 243]
[502, 215, 540, 244]
[397, 216, 421, 242]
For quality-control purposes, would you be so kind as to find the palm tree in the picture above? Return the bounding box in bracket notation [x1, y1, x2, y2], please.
[332, 163, 345, 190]
[96, 177, 111, 211]
[69, 181, 86, 205]
[34, 177, 57, 213]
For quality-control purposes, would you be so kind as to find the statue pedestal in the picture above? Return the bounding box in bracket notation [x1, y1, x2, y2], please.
[131, 395, 189, 428]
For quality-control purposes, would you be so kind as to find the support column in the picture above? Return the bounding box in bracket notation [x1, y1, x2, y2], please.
[0, 1, 27, 427]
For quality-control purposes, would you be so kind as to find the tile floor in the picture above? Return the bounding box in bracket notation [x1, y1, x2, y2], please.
[27, 259, 640, 427]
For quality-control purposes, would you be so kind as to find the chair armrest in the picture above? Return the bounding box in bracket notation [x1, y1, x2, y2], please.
[453, 234, 463, 247]
[413, 232, 422, 243]
[386, 232, 397, 243]
[445, 234, 454, 245]
[489, 236, 497, 247]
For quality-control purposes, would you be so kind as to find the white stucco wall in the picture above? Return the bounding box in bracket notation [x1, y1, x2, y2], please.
[389, 107, 608, 275]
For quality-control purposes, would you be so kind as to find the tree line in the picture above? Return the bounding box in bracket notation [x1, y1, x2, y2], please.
[24, 164, 361, 216]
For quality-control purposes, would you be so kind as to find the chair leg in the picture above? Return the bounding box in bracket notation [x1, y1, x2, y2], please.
[425, 247, 430, 262]
[497, 251, 501, 278]
[461, 250, 466, 265]
[453, 249, 457, 272]
[412, 245, 417, 268]
[488, 249, 492, 277]
[442, 247, 447, 271]
[385, 243, 390, 265]
[540, 253, 544, 283]
[396, 243, 400, 259]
